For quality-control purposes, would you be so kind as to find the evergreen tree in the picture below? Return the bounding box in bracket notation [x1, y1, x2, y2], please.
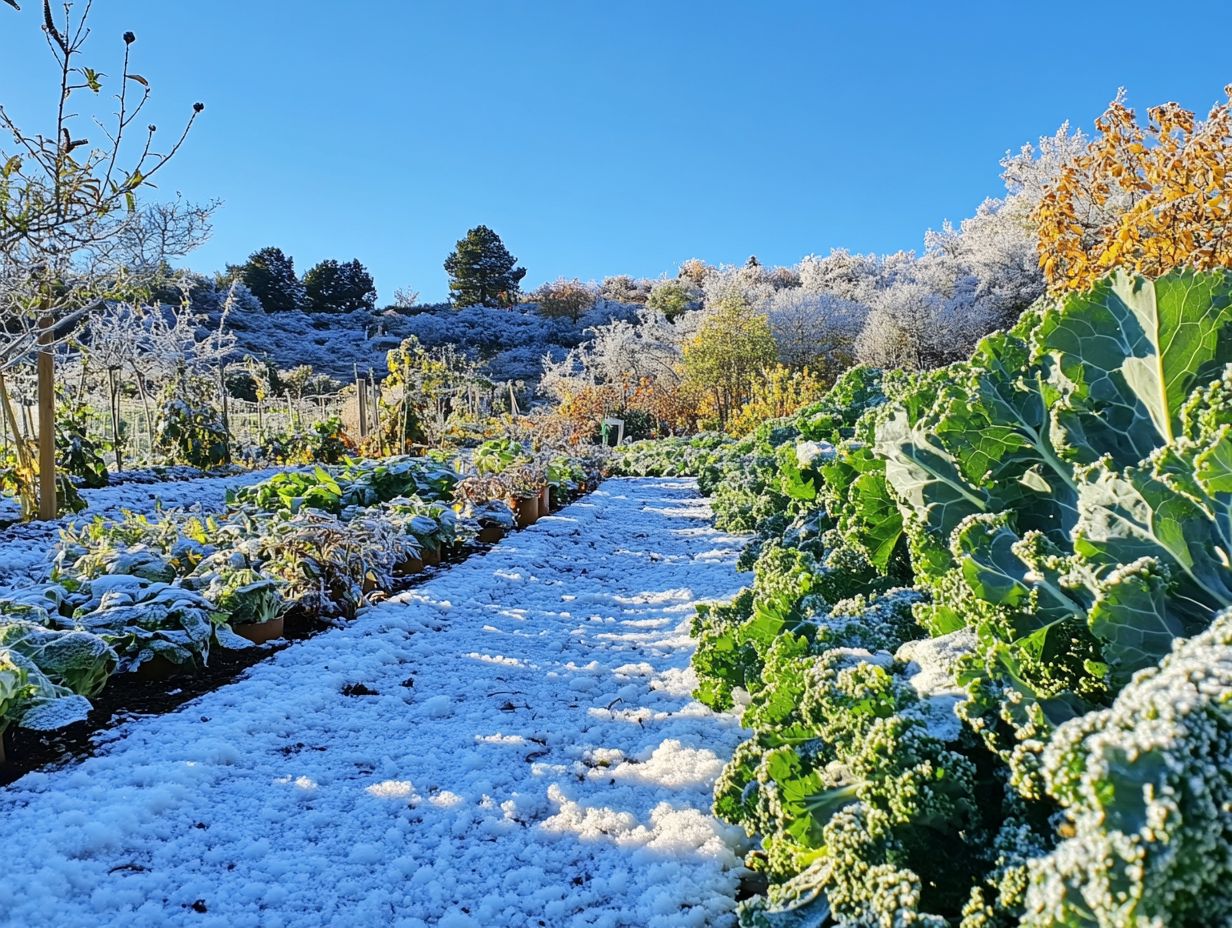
[443, 225, 527, 307]
[303, 258, 377, 312]
[235, 246, 305, 313]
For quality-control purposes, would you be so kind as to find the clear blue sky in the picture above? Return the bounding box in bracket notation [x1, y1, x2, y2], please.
[2, 1, 1229, 303]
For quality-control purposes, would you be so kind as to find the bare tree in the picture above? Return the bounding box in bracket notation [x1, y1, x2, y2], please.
[0, 0, 206, 518]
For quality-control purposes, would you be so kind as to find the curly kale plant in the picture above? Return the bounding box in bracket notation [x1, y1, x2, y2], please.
[1021, 608, 1232, 928]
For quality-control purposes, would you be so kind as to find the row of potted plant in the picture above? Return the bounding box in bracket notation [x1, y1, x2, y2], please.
[0, 447, 603, 762]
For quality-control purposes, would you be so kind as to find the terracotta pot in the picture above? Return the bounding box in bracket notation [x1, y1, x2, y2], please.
[538, 485, 552, 518]
[422, 546, 441, 566]
[478, 524, 506, 545]
[0, 736, 6, 766]
[510, 496, 538, 529]
[398, 555, 424, 575]
[233, 615, 285, 645]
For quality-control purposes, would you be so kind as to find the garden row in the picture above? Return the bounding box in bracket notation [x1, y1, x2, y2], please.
[612, 268, 1232, 928]
[0, 439, 603, 764]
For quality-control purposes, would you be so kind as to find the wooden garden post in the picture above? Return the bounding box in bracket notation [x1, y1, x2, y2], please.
[218, 361, 231, 464]
[37, 315, 56, 520]
[108, 366, 123, 472]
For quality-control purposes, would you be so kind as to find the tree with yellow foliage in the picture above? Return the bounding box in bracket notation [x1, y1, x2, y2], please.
[727, 365, 826, 437]
[1034, 85, 1232, 293]
[681, 295, 778, 430]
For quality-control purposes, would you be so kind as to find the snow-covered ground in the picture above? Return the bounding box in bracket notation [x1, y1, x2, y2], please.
[0, 467, 285, 593]
[0, 477, 751, 928]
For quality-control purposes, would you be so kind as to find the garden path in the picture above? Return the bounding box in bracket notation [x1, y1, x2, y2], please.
[0, 477, 750, 928]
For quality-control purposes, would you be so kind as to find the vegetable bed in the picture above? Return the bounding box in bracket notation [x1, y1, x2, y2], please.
[0, 446, 601, 768]
[613, 268, 1232, 928]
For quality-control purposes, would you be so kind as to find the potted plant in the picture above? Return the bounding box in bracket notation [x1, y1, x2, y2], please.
[455, 478, 516, 544]
[194, 563, 288, 645]
[545, 455, 585, 509]
[502, 464, 545, 529]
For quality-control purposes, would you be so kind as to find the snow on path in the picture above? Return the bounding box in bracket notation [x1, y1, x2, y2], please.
[0, 467, 285, 592]
[0, 477, 751, 928]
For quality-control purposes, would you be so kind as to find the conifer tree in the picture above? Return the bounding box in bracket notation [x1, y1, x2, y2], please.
[443, 226, 527, 307]
[303, 258, 377, 312]
[236, 246, 305, 313]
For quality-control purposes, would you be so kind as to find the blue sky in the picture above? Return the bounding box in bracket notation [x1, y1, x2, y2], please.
[2, 1, 1229, 302]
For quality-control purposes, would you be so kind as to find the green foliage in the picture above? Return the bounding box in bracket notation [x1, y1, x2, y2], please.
[250, 417, 352, 466]
[0, 645, 92, 734]
[473, 438, 532, 476]
[648, 269, 1232, 926]
[228, 456, 457, 515]
[56, 400, 110, 489]
[443, 225, 527, 307]
[72, 577, 229, 672]
[0, 616, 116, 697]
[876, 270, 1232, 712]
[646, 278, 698, 321]
[380, 337, 490, 450]
[682, 297, 779, 429]
[610, 433, 735, 478]
[1022, 607, 1232, 928]
[155, 395, 229, 468]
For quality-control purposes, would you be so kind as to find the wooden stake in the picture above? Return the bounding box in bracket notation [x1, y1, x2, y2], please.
[37, 315, 56, 520]
[108, 366, 123, 472]
[218, 362, 231, 464]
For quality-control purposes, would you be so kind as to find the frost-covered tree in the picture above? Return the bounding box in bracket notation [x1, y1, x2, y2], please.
[116, 200, 216, 276]
[854, 270, 993, 371]
[391, 285, 421, 309]
[761, 288, 867, 373]
[677, 258, 713, 288]
[303, 258, 377, 313]
[443, 225, 526, 307]
[600, 275, 652, 304]
[234, 246, 305, 313]
[0, 1, 206, 518]
[540, 307, 690, 401]
[798, 249, 885, 303]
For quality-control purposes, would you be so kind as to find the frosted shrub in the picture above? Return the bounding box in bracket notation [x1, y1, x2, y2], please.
[530, 278, 598, 322]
